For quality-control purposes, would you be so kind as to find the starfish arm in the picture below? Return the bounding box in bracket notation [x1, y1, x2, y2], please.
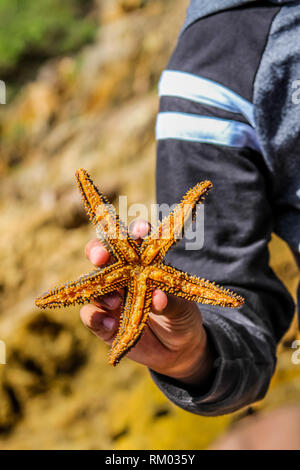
[140, 181, 213, 265]
[109, 274, 152, 366]
[147, 264, 244, 308]
[35, 263, 131, 309]
[76, 169, 140, 263]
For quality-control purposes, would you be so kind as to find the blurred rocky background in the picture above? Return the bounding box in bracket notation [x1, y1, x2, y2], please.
[0, 0, 299, 449]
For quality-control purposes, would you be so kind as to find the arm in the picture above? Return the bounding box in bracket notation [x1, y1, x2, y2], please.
[150, 4, 296, 415]
[253, 2, 300, 310]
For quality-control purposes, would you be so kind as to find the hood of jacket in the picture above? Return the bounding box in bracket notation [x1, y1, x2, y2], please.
[182, 0, 299, 34]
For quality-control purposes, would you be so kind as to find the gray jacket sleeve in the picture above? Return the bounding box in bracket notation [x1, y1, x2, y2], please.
[150, 4, 298, 416]
[253, 3, 300, 275]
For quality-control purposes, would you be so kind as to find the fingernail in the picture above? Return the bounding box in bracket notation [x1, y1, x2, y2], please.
[90, 246, 103, 265]
[130, 220, 150, 240]
[152, 289, 168, 311]
[102, 316, 115, 331]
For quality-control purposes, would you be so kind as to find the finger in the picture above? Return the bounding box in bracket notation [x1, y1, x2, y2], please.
[152, 289, 168, 312]
[151, 290, 193, 317]
[93, 293, 122, 310]
[80, 303, 119, 343]
[85, 239, 110, 266]
[129, 219, 151, 242]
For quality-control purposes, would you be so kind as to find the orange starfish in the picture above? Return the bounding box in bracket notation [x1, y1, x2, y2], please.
[35, 169, 244, 365]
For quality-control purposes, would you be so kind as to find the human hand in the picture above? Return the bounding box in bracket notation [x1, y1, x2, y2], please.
[80, 220, 215, 387]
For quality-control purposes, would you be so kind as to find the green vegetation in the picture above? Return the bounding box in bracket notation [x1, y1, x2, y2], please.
[0, 0, 96, 75]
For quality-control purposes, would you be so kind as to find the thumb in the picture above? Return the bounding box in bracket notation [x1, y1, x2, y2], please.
[152, 289, 198, 319]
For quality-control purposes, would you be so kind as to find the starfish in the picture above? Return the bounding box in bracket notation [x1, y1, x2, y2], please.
[35, 169, 244, 365]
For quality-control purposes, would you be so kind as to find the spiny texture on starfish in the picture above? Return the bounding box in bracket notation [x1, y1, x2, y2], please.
[36, 169, 244, 365]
